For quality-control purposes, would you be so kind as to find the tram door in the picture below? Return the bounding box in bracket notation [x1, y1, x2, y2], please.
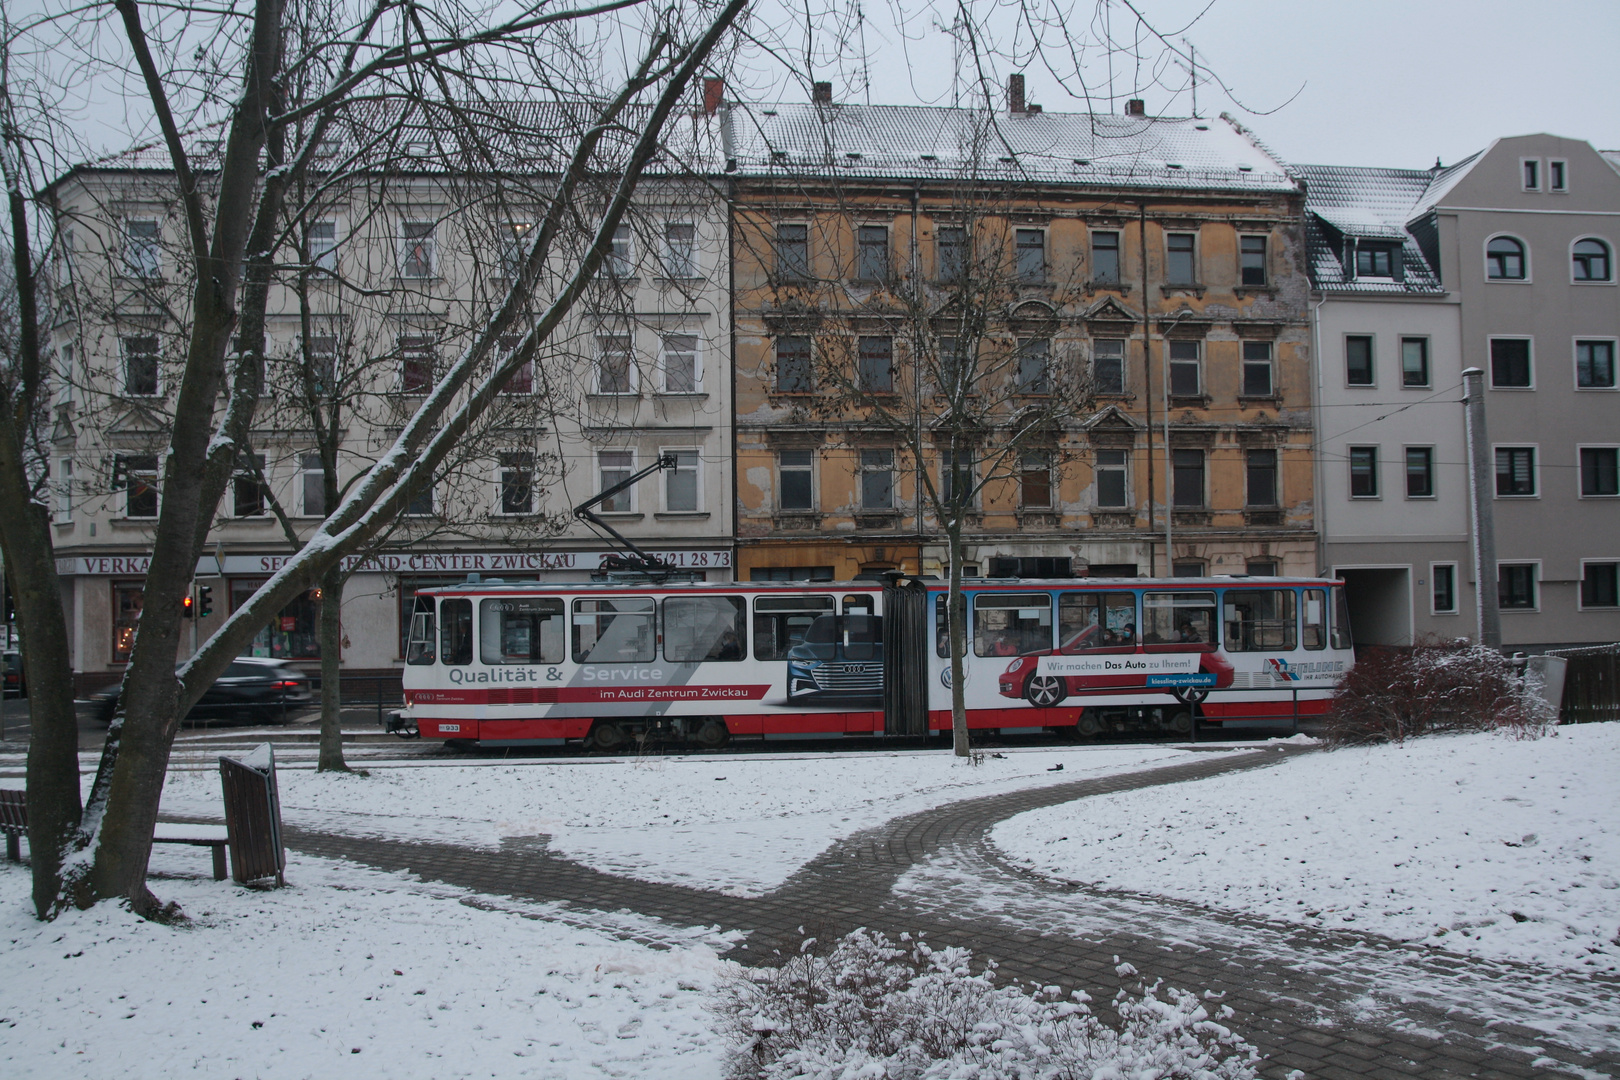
[882, 578, 929, 736]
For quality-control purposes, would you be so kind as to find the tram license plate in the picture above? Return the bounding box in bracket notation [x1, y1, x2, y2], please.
[440, 723, 461, 732]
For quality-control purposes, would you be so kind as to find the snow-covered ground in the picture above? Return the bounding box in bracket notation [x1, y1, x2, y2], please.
[0, 850, 732, 1079]
[158, 744, 1193, 895]
[992, 724, 1620, 973]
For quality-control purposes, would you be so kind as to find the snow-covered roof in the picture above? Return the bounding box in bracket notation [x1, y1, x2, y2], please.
[722, 102, 1299, 194]
[1294, 164, 1443, 295]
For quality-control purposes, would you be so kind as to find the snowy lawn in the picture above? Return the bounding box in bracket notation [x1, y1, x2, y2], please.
[991, 723, 1620, 973]
[0, 848, 732, 1079]
[158, 744, 1195, 896]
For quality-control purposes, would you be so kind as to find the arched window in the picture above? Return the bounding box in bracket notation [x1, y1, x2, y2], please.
[1487, 236, 1527, 280]
[1573, 238, 1612, 282]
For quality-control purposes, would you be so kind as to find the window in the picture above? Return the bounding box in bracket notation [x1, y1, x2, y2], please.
[750, 566, 835, 583]
[497, 451, 535, 515]
[779, 450, 814, 510]
[663, 222, 696, 277]
[597, 450, 635, 512]
[1172, 560, 1206, 577]
[1495, 446, 1536, 496]
[860, 449, 894, 510]
[857, 225, 889, 281]
[776, 223, 809, 280]
[1142, 591, 1216, 644]
[1241, 341, 1273, 396]
[988, 557, 1072, 579]
[664, 596, 745, 662]
[1522, 159, 1540, 191]
[572, 597, 655, 663]
[1020, 452, 1051, 508]
[940, 449, 973, 507]
[1166, 232, 1196, 285]
[480, 597, 565, 665]
[1394, 337, 1430, 388]
[436, 598, 472, 666]
[1093, 339, 1125, 394]
[1015, 229, 1046, 283]
[753, 594, 834, 658]
[121, 335, 160, 396]
[1222, 590, 1297, 652]
[500, 223, 532, 280]
[1091, 230, 1120, 284]
[1487, 236, 1526, 280]
[1490, 338, 1532, 388]
[233, 454, 267, 517]
[664, 449, 699, 512]
[972, 593, 1052, 657]
[1349, 446, 1378, 498]
[1432, 564, 1458, 614]
[112, 582, 144, 663]
[1172, 448, 1204, 508]
[405, 477, 435, 517]
[937, 226, 967, 280]
[300, 453, 327, 517]
[1582, 562, 1619, 608]
[1581, 447, 1619, 496]
[1354, 243, 1397, 279]
[1550, 159, 1567, 192]
[1057, 592, 1137, 651]
[605, 223, 633, 278]
[776, 335, 812, 393]
[1405, 447, 1435, 498]
[596, 334, 633, 393]
[497, 335, 532, 395]
[1245, 449, 1277, 507]
[308, 221, 337, 272]
[660, 334, 699, 393]
[123, 219, 161, 277]
[1168, 340, 1200, 396]
[54, 457, 72, 523]
[399, 336, 435, 393]
[1573, 238, 1612, 282]
[858, 336, 893, 393]
[1095, 449, 1128, 508]
[1499, 564, 1536, 610]
[1016, 338, 1049, 394]
[1239, 235, 1267, 285]
[399, 221, 435, 278]
[307, 335, 338, 396]
[1246, 558, 1279, 576]
[1345, 335, 1374, 386]
[1576, 340, 1616, 388]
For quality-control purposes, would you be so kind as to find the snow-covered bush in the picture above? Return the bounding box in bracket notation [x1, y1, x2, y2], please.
[1324, 638, 1555, 746]
[716, 928, 1261, 1079]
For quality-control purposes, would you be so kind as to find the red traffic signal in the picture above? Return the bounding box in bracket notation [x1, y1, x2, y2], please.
[182, 594, 195, 618]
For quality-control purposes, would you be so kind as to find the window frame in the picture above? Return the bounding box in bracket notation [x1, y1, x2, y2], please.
[594, 333, 636, 395]
[1485, 233, 1529, 282]
[1571, 237, 1614, 284]
[857, 335, 895, 394]
[1494, 444, 1539, 498]
[1430, 562, 1459, 615]
[120, 335, 161, 397]
[122, 218, 162, 278]
[1404, 445, 1436, 499]
[1094, 448, 1129, 509]
[1165, 231, 1198, 286]
[1344, 334, 1375, 387]
[1014, 228, 1047, 284]
[1574, 337, 1617, 390]
[775, 222, 810, 280]
[1171, 447, 1205, 509]
[307, 219, 338, 273]
[778, 449, 815, 511]
[658, 333, 702, 394]
[774, 335, 813, 394]
[596, 449, 637, 513]
[1239, 234, 1268, 286]
[496, 335, 532, 396]
[398, 220, 437, 279]
[859, 448, 895, 511]
[1521, 157, 1541, 192]
[1579, 559, 1620, 610]
[1549, 158, 1568, 193]
[500, 222, 533, 281]
[494, 449, 537, 517]
[120, 454, 160, 519]
[604, 223, 634, 279]
[1488, 336, 1534, 389]
[1578, 445, 1620, 498]
[662, 222, 697, 278]
[398, 334, 436, 394]
[1240, 340, 1273, 397]
[299, 452, 327, 518]
[1019, 451, 1052, 509]
[1400, 336, 1430, 388]
[1091, 229, 1121, 285]
[1353, 242, 1398, 279]
[1015, 337, 1051, 395]
[232, 453, 268, 518]
[939, 449, 975, 509]
[1245, 448, 1278, 508]
[660, 447, 702, 514]
[1092, 338, 1126, 395]
[1167, 339, 1201, 397]
[1498, 561, 1540, 612]
[54, 456, 73, 523]
[936, 225, 968, 281]
[1348, 445, 1379, 499]
[856, 224, 890, 282]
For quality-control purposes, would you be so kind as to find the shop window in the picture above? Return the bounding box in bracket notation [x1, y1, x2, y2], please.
[231, 578, 322, 659]
[112, 582, 144, 663]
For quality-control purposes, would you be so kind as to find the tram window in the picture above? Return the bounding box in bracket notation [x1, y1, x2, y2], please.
[1142, 592, 1216, 646]
[1331, 587, 1353, 650]
[665, 596, 746, 662]
[1057, 593, 1136, 651]
[405, 597, 436, 665]
[572, 597, 656, 663]
[972, 593, 1052, 657]
[1222, 590, 1297, 652]
[935, 594, 962, 657]
[842, 595, 879, 660]
[480, 597, 564, 664]
[439, 598, 473, 665]
[1302, 589, 1327, 650]
[753, 595, 834, 659]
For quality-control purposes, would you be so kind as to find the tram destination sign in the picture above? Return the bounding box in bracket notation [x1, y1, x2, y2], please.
[56, 549, 733, 577]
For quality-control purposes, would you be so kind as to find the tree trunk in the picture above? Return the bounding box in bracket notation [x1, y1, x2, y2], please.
[315, 567, 348, 772]
[947, 524, 969, 756]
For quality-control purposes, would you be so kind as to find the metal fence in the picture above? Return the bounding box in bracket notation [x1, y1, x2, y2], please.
[1547, 643, 1620, 724]
[304, 673, 405, 727]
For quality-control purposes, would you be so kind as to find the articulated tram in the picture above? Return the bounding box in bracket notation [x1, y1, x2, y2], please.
[392, 575, 1353, 748]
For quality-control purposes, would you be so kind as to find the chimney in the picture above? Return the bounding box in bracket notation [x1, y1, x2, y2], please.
[702, 77, 725, 117]
[1125, 98, 1146, 117]
[812, 81, 833, 105]
[1008, 73, 1026, 114]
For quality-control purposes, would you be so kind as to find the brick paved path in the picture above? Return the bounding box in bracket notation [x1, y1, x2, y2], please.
[273, 748, 1620, 1079]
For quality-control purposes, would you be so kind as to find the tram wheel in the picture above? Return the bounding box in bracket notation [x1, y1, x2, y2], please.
[589, 721, 629, 752]
[693, 719, 730, 750]
[1167, 708, 1193, 734]
[1024, 674, 1068, 708]
[1074, 709, 1102, 738]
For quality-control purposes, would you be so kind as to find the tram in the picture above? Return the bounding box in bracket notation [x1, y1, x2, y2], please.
[391, 573, 1353, 748]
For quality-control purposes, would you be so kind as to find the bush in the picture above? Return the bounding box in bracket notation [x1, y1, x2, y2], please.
[1323, 638, 1554, 746]
[716, 928, 1261, 1080]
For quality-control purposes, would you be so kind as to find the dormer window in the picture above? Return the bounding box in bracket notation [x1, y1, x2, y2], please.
[1354, 242, 1397, 279]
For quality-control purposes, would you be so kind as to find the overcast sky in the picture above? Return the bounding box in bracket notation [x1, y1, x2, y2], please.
[826, 0, 1620, 168]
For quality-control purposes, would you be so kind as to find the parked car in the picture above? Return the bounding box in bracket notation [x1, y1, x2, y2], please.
[90, 656, 312, 724]
[3, 650, 24, 698]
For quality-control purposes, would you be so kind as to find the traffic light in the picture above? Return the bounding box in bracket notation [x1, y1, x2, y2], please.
[197, 585, 213, 618]
[181, 593, 194, 618]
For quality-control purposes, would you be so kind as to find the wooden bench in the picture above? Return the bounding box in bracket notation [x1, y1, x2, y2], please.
[0, 789, 229, 881]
